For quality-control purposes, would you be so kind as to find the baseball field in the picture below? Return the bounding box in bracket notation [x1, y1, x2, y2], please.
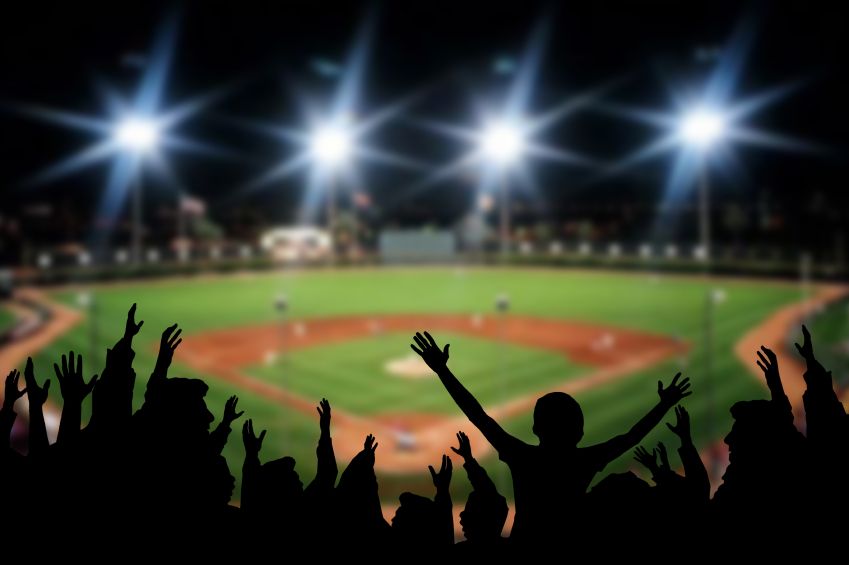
[17, 267, 846, 503]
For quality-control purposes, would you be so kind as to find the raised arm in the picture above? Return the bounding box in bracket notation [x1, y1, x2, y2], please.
[306, 398, 338, 494]
[795, 325, 845, 441]
[428, 454, 454, 547]
[666, 405, 709, 502]
[54, 351, 98, 445]
[756, 346, 793, 418]
[146, 323, 182, 402]
[411, 332, 520, 453]
[588, 372, 691, 465]
[451, 430, 500, 496]
[210, 395, 243, 455]
[1, 370, 26, 451]
[23, 358, 50, 456]
[241, 419, 266, 512]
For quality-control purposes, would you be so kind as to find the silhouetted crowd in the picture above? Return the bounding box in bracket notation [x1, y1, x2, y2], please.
[1, 304, 846, 560]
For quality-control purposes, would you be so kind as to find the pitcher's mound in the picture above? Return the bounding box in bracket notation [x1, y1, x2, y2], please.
[385, 354, 433, 379]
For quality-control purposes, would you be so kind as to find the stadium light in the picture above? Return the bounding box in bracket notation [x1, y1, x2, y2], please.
[114, 117, 160, 153]
[679, 108, 725, 149]
[310, 125, 352, 167]
[480, 122, 525, 165]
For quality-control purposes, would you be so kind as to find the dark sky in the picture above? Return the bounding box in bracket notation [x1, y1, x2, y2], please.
[0, 0, 846, 239]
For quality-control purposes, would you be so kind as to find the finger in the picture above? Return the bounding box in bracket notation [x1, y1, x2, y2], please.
[410, 345, 424, 356]
[170, 329, 183, 345]
[794, 342, 803, 355]
[172, 339, 182, 350]
[756, 361, 767, 373]
[802, 324, 810, 340]
[681, 391, 692, 398]
[424, 331, 437, 347]
[429, 465, 436, 479]
[235, 410, 244, 418]
[54, 363, 63, 382]
[666, 422, 674, 432]
[756, 351, 768, 365]
[657, 380, 662, 393]
[258, 430, 266, 442]
[62, 354, 68, 377]
[444, 344, 450, 356]
[42, 379, 50, 394]
[450, 447, 460, 455]
[76, 352, 82, 376]
[372, 442, 378, 451]
[671, 372, 681, 385]
[414, 334, 428, 351]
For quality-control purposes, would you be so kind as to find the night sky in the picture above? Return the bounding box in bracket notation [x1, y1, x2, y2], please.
[1, 0, 846, 249]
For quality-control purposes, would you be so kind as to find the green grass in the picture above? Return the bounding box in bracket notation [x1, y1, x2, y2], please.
[0, 305, 16, 333]
[806, 298, 849, 387]
[248, 332, 590, 415]
[29, 268, 804, 502]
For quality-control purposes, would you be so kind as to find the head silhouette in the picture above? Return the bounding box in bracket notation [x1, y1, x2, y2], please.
[532, 392, 583, 446]
[460, 490, 509, 542]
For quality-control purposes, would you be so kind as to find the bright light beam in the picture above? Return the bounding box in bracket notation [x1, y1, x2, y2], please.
[678, 108, 726, 149]
[114, 117, 160, 152]
[310, 124, 352, 167]
[479, 121, 525, 165]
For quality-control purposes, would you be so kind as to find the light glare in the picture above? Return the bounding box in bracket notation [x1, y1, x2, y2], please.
[115, 118, 159, 152]
[680, 109, 725, 148]
[310, 126, 352, 166]
[480, 123, 524, 164]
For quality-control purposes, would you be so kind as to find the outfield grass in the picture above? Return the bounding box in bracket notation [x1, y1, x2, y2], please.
[806, 298, 849, 387]
[0, 305, 15, 333]
[31, 268, 805, 501]
[249, 332, 590, 414]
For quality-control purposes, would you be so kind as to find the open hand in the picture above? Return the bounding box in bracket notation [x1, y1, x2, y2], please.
[242, 419, 266, 456]
[54, 350, 97, 403]
[658, 372, 691, 406]
[364, 433, 378, 453]
[656, 442, 671, 472]
[794, 324, 814, 361]
[429, 454, 453, 491]
[155, 324, 182, 371]
[450, 431, 473, 461]
[634, 445, 659, 474]
[23, 358, 50, 406]
[317, 398, 331, 433]
[410, 331, 450, 373]
[3, 370, 26, 410]
[756, 346, 782, 391]
[666, 405, 692, 442]
[124, 303, 144, 340]
[223, 395, 244, 426]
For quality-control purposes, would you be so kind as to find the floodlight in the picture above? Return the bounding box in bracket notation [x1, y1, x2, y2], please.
[480, 122, 524, 164]
[310, 126, 352, 166]
[679, 109, 725, 148]
[115, 118, 160, 152]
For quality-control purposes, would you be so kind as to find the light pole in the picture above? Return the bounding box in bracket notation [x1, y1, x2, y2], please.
[310, 124, 352, 260]
[114, 117, 160, 265]
[679, 108, 725, 263]
[480, 122, 525, 260]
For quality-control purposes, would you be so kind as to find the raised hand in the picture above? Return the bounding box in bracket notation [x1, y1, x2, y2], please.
[656, 442, 671, 472]
[54, 351, 97, 403]
[3, 370, 26, 410]
[154, 323, 182, 374]
[223, 395, 244, 426]
[123, 303, 144, 340]
[23, 357, 50, 405]
[242, 419, 266, 457]
[666, 405, 692, 443]
[658, 372, 691, 406]
[429, 454, 453, 492]
[756, 345, 781, 386]
[410, 331, 450, 373]
[634, 445, 659, 474]
[794, 324, 814, 362]
[364, 433, 378, 453]
[450, 430, 473, 461]
[317, 398, 331, 434]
